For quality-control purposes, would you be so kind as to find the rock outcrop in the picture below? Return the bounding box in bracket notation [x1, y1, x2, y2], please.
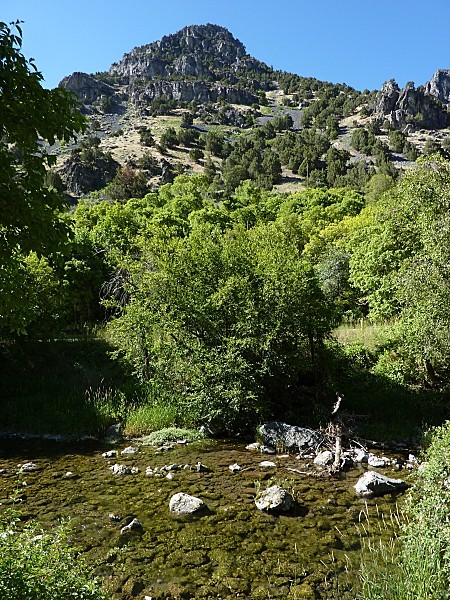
[59, 72, 116, 104]
[375, 78, 450, 130]
[255, 485, 294, 512]
[59, 25, 266, 111]
[108, 24, 267, 84]
[61, 150, 119, 196]
[354, 471, 408, 497]
[424, 69, 450, 104]
[169, 492, 207, 515]
[130, 80, 258, 107]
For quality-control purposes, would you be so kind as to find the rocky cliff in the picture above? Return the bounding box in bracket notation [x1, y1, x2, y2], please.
[59, 24, 268, 110]
[424, 69, 450, 104]
[108, 24, 268, 84]
[375, 78, 450, 130]
[59, 72, 116, 104]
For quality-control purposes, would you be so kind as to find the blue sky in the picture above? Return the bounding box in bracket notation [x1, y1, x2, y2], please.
[4, 0, 450, 91]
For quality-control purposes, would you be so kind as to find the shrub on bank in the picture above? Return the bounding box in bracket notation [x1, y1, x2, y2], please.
[0, 513, 107, 600]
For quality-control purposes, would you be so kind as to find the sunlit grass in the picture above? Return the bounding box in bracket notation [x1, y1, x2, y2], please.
[333, 321, 392, 350]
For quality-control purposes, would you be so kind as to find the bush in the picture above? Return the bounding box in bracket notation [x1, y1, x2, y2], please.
[141, 427, 205, 446]
[0, 513, 107, 599]
[139, 128, 155, 147]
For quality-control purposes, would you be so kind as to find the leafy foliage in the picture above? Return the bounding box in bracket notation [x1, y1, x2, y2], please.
[0, 513, 107, 599]
[0, 21, 85, 336]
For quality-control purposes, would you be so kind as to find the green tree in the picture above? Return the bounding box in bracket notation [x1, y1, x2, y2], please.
[139, 127, 155, 147]
[0, 21, 85, 335]
[107, 220, 334, 429]
[160, 126, 178, 149]
[349, 156, 450, 383]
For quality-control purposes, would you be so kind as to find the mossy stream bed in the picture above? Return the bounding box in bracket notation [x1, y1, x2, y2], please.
[0, 438, 411, 599]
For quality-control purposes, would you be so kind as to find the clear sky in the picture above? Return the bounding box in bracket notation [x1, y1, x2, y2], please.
[3, 0, 450, 91]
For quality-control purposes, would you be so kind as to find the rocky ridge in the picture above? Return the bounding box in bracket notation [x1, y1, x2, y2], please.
[375, 76, 450, 131]
[59, 24, 266, 109]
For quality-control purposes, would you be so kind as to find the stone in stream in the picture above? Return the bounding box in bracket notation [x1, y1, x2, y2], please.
[255, 485, 294, 512]
[119, 518, 144, 547]
[103, 423, 123, 443]
[367, 453, 389, 468]
[258, 422, 323, 452]
[313, 450, 334, 467]
[169, 492, 207, 515]
[246, 442, 261, 450]
[260, 445, 276, 454]
[109, 464, 139, 476]
[121, 446, 139, 455]
[229, 463, 242, 472]
[354, 471, 409, 497]
[102, 450, 118, 459]
[196, 462, 210, 473]
[120, 518, 143, 535]
[18, 462, 38, 473]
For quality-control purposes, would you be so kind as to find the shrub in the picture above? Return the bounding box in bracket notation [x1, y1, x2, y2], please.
[0, 513, 107, 599]
[141, 427, 205, 446]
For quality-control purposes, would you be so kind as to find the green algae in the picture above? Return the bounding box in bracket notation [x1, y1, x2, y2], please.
[0, 438, 409, 599]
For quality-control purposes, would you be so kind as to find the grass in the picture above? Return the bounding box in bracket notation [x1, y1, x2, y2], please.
[124, 401, 178, 436]
[354, 422, 450, 599]
[0, 338, 139, 436]
[138, 427, 205, 446]
[0, 338, 202, 438]
[333, 321, 392, 350]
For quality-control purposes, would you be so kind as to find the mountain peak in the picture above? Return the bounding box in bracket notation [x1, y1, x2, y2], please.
[107, 23, 262, 85]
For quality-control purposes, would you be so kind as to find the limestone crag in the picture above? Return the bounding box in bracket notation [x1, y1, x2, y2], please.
[424, 69, 450, 105]
[108, 24, 266, 84]
[375, 78, 450, 130]
[130, 79, 258, 107]
[61, 152, 119, 196]
[60, 24, 267, 110]
[59, 72, 117, 104]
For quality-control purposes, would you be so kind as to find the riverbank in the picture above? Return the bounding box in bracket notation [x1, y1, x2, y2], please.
[1, 336, 446, 444]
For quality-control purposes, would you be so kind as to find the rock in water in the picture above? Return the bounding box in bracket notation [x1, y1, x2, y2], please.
[229, 463, 242, 472]
[109, 464, 138, 476]
[196, 462, 210, 473]
[103, 423, 123, 443]
[313, 451, 334, 467]
[255, 485, 294, 512]
[169, 492, 206, 515]
[120, 518, 143, 535]
[258, 422, 322, 451]
[354, 471, 408, 497]
[18, 462, 38, 473]
[102, 450, 118, 459]
[121, 446, 139, 455]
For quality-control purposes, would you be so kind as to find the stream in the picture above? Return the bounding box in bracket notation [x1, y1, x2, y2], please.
[0, 437, 410, 599]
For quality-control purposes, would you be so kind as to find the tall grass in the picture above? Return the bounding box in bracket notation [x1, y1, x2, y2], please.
[356, 422, 450, 599]
[124, 401, 178, 436]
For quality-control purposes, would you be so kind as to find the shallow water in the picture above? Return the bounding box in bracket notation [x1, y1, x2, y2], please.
[0, 438, 409, 599]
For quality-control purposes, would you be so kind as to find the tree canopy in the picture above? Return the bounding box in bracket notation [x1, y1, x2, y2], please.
[0, 21, 85, 334]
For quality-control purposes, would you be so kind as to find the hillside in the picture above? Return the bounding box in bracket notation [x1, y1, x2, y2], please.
[54, 24, 450, 198]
